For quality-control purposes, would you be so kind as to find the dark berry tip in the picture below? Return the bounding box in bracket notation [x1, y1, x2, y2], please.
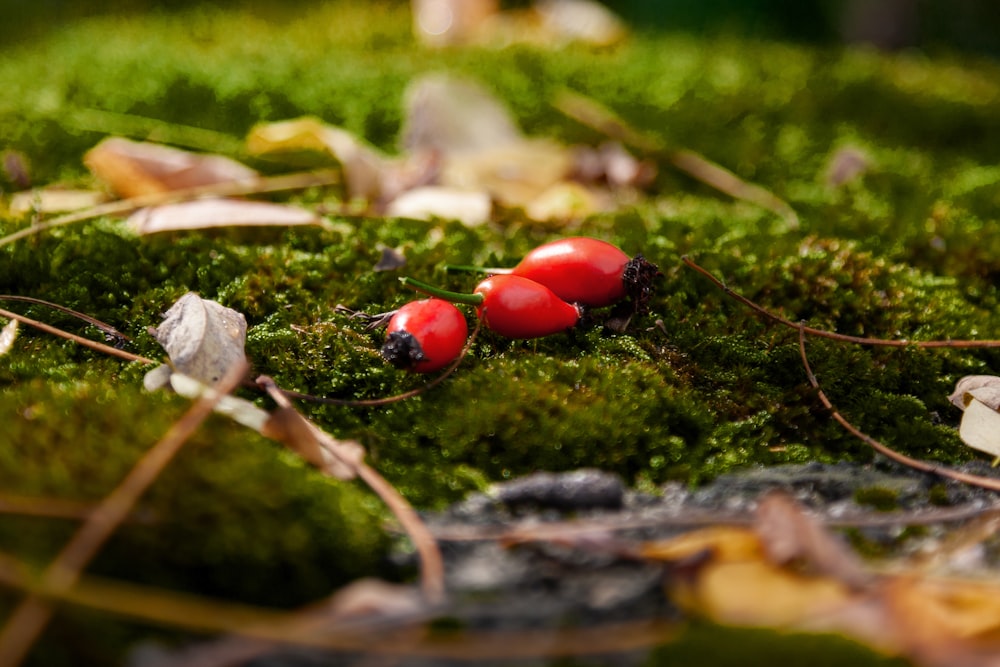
[380, 331, 426, 369]
[623, 253, 662, 314]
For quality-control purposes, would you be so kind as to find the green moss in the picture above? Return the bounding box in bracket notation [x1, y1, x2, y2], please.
[4, 2, 1000, 661]
[853, 486, 901, 512]
[646, 621, 909, 667]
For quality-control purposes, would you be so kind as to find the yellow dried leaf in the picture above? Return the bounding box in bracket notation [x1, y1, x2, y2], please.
[682, 560, 853, 628]
[9, 188, 108, 216]
[247, 117, 386, 200]
[638, 526, 764, 562]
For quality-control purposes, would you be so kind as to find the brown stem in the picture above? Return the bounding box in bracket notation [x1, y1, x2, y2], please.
[797, 326, 1000, 492]
[0, 295, 131, 344]
[0, 306, 155, 364]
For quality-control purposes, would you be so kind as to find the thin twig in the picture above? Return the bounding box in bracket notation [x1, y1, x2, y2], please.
[797, 326, 1000, 492]
[0, 360, 249, 666]
[0, 306, 155, 364]
[0, 170, 340, 249]
[682, 255, 1000, 348]
[258, 379, 445, 604]
[0, 294, 131, 344]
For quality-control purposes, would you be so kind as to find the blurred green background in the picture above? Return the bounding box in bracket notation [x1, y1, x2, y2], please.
[2, 0, 1000, 56]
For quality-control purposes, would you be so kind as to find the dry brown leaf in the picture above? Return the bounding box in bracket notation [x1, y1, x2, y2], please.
[126, 198, 323, 235]
[0, 318, 17, 356]
[85, 137, 257, 199]
[246, 117, 386, 201]
[144, 292, 247, 389]
[755, 491, 872, 590]
[261, 405, 365, 480]
[958, 398, 1000, 461]
[8, 188, 108, 216]
[638, 525, 764, 563]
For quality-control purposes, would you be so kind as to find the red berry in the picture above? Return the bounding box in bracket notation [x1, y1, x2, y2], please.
[473, 274, 581, 339]
[511, 237, 630, 307]
[380, 299, 468, 373]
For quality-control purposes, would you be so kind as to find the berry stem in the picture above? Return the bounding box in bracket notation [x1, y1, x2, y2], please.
[399, 276, 485, 306]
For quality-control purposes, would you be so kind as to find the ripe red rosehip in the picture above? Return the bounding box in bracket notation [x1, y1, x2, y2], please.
[380, 298, 468, 373]
[473, 274, 581, 339]
[452, 237, 660, 312]
[510, 237, 631, 307]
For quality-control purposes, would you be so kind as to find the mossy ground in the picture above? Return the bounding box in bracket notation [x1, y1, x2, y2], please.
[3, 1, 1000, 663]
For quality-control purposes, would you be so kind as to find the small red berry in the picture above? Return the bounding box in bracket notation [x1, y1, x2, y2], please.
[473, 274, 581, 339]
[380, 298, 468, 373]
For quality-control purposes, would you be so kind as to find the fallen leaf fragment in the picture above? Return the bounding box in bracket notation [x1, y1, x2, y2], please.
[85, 137, 257, 199]
[247, 117, 386, 201]
[145, 292, 247, 388]
[126, 198, 323, 235]
[8, 188, 108, 216]
[386, 186, 491, 226]
[0, 318, 17, 356]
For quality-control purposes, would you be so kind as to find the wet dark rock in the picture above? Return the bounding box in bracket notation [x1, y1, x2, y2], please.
[489, 468, 625, 511]
[163, 463, 1000, 666]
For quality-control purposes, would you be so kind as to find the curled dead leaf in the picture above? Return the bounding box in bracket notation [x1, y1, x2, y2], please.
[85, 137, 257, 199]
[145, 292, 247, 388]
